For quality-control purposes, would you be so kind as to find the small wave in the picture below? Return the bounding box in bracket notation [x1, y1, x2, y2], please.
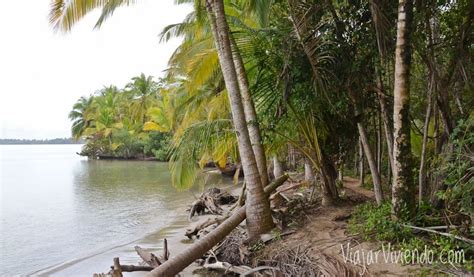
[28, 238, 140, 276]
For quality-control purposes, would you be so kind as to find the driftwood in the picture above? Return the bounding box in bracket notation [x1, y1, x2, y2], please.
[135, 246, 162, 267]
[185, 216, 228, 239]
[112, 257, 122, 277]
[203, 260, 252, 275]
[162, 238, 169, 261]
[93, 257, 123, 277]
[117, 265, 154, 272]
[148, 175, 289, 277]
[189, 188, 237, 220]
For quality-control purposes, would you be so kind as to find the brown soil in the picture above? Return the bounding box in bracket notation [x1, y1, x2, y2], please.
[252, 177, 422, 276]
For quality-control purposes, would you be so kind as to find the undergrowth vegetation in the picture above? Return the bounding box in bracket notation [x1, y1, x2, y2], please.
[349, 202, 473, 271]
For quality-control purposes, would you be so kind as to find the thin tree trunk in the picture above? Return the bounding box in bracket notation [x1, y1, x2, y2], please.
[359, 137, 365, 187]
[273, 155, 284, 179]
[392, 0, 415, 218]
[230, 37, 269, 186]
[377, 90, 395, 174]
[354, 148, 359, 175]
[349, 90, 384, 205]
[418, 75, 434, 203]
[206, 0, 273, 239]
[305, 158, 315, 182]
[369, 0, 395, 174]
[358, 122, 384, 205]
[377, 108, 382, 174]
[433, 102, 440, 154]
[419, 12, 438, 204]
[148, 175, 288, 277]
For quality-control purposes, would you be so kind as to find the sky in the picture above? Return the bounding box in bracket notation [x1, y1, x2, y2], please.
[0, 0, 192, 139]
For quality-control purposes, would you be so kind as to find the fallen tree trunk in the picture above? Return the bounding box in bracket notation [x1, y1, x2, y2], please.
[118, 265, 154, 272]
[185, 216, 227, 239]
[147, 174, 289, 277]
[401, 224, 474, 244]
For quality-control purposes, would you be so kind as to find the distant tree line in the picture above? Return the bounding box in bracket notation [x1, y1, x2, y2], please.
[0, 138, 84, 145]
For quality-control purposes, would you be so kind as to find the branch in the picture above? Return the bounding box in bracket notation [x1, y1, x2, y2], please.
[401, 224, 474, 244]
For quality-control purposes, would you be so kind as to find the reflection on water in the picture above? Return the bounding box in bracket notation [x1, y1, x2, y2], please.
[0, 145, 230, 276]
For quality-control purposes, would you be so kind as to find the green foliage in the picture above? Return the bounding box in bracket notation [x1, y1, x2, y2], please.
[362, 174, 374, 191]
[144, 132, 171, 161]
[349, 202, 474, 269]
[349, 202, 413, 242]
[436, 117, 474, 219]
[60, 0, 473, 206]
[71, 74, 172, 160]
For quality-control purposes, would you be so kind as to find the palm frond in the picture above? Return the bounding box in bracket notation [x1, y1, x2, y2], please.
[49, 0, 136, 32]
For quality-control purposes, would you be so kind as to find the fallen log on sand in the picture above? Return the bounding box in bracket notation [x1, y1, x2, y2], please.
[147, 174, 289, 277]
[188, 188, 237, 219]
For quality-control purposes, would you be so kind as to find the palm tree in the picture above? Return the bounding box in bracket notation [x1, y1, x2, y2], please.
[49, 0, 135, 31]
[161, 3, 270, 186]
[391, 0, 415, 218]
[69, 95, 94, 139]
[126, 73, 159, 125]
[206, 0, 274, 239]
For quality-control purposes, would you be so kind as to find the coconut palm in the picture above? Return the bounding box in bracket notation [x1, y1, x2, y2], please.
[126, 73, 159, 125]
[205, 0, 274, 239]
[69, 95, 94, 139]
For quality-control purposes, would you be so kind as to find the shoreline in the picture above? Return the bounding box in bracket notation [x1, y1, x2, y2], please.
[35, 180, 240, 276]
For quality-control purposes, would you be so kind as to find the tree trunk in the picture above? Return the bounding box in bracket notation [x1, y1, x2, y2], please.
[377, 109, 382, 174]
[377, 90, 395, 175]
[206, 0, 273, 239]
[354, 148, 359, 175]
[230, 37, 269, 186]
[349, 90, 384, 205]
[359, 137, 365, 187]
[419, 12, 438, 204]
[358, 122, 384, 205]
[418, 75, 433, 204]
[148, 175, 289, 277]
[273, 155, 284, 179]
[319, 151, 339, 206]
[369, 0, 395, 175]
[304, 159, 315, 182]
[391, 0, 415, 218]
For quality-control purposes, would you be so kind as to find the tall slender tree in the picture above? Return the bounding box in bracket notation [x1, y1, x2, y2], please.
[206, 0, 274, 239]
[231, 38, 269, 186]
[392, 0, 415, 218]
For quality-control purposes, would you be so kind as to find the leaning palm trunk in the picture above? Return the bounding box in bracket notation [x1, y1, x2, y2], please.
[206, 0, 274, 239]
[147, 175, 289, 277]
[392, 0, 415, 218]
[231, 37, 269, 186]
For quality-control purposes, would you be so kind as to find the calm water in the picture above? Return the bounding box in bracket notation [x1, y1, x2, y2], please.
[0, 145, 227, 276]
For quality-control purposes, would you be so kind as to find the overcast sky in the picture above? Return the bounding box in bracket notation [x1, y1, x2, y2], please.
[0, 0, 191, 139]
